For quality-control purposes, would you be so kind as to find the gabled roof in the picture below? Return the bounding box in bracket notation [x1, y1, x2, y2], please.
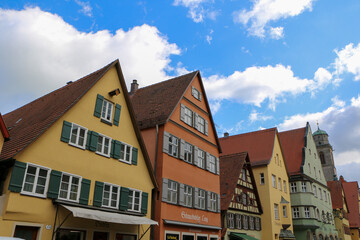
[220, 152, 262, 213]
[342, 180, 360, 228]
[279, 127, 306, 175]
[219, 128, 277, 167]
[0, 113, 10, 140]
[0, 60, 158, 187]
[130, 70, 221, 152]
[327, 180, 348, 210]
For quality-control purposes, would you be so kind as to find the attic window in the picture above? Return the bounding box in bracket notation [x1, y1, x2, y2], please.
[191, 86, 201, 101]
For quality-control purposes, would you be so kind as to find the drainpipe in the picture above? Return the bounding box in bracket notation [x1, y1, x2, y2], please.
[150, 124, 159, 240]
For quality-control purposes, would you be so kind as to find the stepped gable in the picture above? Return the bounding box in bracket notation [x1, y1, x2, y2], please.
[219, 128, 277, 167]
[130, 71, 198, 130]
[279, 127, 306, 175]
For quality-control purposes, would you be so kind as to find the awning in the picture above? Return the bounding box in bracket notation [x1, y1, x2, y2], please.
[61, 205, 158, 225]
[229, 232, 259, 240]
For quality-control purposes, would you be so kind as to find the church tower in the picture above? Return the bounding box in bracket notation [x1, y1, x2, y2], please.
[313, 125, 337, 182]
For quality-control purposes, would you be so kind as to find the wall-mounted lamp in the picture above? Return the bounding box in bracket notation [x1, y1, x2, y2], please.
[109, 88, 120, 96]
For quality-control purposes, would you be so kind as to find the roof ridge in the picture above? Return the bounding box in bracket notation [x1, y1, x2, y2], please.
[279, 126, 306, 134]
[220, 127, 277, 139]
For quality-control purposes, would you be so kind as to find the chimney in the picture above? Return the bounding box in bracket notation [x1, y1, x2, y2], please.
[224, 132, 229, 138]
[130, 79, 139, 95]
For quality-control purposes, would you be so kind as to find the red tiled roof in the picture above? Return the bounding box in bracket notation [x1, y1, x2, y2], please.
[220, 152, 248, 210]
[279, 127, 306, 175]
[327, 180, 345, 209]
[342, 181, 360, 228]
[0, 113, 10, 140]
[130, 71, 198, 130]
[219, 128, 277, 167]
[1, 61, 115, 161]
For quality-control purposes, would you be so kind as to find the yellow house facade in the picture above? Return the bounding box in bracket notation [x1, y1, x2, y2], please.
[220, 128, 295, 240]
[0, 60, 157, 240]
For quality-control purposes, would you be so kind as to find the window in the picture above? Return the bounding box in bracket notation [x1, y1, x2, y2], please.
[184, 106, 193, 126]
[59, 173, 81, 202]
[308, 163, 311, 173]
[120, 143, 132, 163]
[304, 207, 310, 218]
[167, 180, 178, 204]
[96, 134, 111, 157]
[102, 183, 120, 209]
[236, 214, 242, 229]
[302, 182, 307, 192]
[197, 115, 205, 134]
[313, 185, 317, 197]
[197, 149, 205, 169]
[227, 213, 234, 228]
[292, 207, 300, 218]
[101, 99, 114, 122]
[324, 190, 327, 202]
[320, 152, 325, 164]
[272, 175, 276, 188]
[242, 169, 246, 181]
[168, 135, 179, 157]
[208, 155, 216, 173]
[260, 173, 265, 185]
[290, 182, 297, 193]
[255, 217, 261, 230]
[319, 188, 322, 200]
[274, 204, 279, 219]
[198, 189, 206, 209]
[283, 181, 287, 193]
[319, 170, 321, 179]
[69, 123, 87, 149]
[209, 192, 217, 211]
[192, 87, 201, 101]
[184, 142, 193, 164]
[128, 189, 141, 212]
[243, 215, 248, 229]
[22, 164, 50, 197]
[184, 185, 193, 207]
[314, 167, 316, 177]
[283, 206, 287, 217]
[249, 216, 254, 230]
[278, 178, 282, 191]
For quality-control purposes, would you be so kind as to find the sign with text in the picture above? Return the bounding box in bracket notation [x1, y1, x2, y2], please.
[166, 233, 180, 240]
[181, 211, 209, 223]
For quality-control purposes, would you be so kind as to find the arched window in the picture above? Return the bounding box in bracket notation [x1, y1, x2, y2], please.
[320, 152, 325, 164]
[313, 234, 317, 240]
[319, 234, 324, 240]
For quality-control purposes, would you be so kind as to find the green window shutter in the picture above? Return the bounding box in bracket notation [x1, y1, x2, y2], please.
[141, 192, 149, 214]
[94, 94, 104, 118]
[79, 179, 91, 205]
[8, 161, 27, 192]
[110, 139, 115, 158]
[113, 104, 121, 126]
[119, 187, 129, 211]
[93, 181, 104, 207]
[86, 131, 92, 150]
[132, 148, 138, 165]
[112, 140, 122, 159]
[89, 131, 99, 152]
[47, 170, 62, 199]
[60, 121, 72, 143]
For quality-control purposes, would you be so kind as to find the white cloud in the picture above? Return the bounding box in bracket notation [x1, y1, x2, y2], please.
[233, 0, 314, 38]
[278, 96, 360, 166]
[249, 110, 273, 122]
[75, 0, 93, 17]
[173, 0, 217, 23]
[206, 29, 214, 44]
[0, 7, 180, 113]
[334, 43, 360, 81]
[312, 67, 333, 89]
[269, 27, 284, 39]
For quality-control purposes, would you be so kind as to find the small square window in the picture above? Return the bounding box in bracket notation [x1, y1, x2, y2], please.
[292, 207, 300, 218]
[101, 99, 114, 123]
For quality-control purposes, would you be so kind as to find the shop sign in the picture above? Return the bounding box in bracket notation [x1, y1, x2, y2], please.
[181, 211, 209, 223]
[166, 233, 180, 240]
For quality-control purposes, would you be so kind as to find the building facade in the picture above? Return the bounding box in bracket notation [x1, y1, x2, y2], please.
[220, 152, 262, 240]
[279, 123, 338, 240]
[131, 72, 222, 240]
[220, 128, 295, 240]
[0, 113, 10, 153]
[0, 60, 158, 239]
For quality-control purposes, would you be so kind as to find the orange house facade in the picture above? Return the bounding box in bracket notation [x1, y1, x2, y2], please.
[131, 72, 222, 240]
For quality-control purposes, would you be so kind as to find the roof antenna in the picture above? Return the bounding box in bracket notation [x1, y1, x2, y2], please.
[316, 120, 319, 130]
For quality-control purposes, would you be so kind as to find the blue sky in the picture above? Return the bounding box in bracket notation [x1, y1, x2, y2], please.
[1, 0, 360, 182]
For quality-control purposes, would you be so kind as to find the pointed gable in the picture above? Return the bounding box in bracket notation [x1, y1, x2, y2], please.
[219, 128, 277, 167]
[342, 180, 360, 228]
[327, 180, 348, 210]
[279, 127, 306, 175]
[0, 113, 10, 140]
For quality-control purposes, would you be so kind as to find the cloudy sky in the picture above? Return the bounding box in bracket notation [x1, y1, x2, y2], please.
[1, 0, 360, 182]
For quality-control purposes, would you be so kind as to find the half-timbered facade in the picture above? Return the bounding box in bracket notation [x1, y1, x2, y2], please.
[220, 152, 262, 240]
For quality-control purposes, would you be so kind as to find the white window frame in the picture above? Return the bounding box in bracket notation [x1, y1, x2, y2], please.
[192, 87, 201, 101]
[210, 192, 217, 211]
[168, 134, 179, 158]
[278, 178, 282, 191]
[283, 180, 287, 193]
[208, 155, 216, 173]
[58, 172, 82, 202]
[319, 188, 323, 200]
[197, 149, 205, 169]
[249, 216, 255, 230]
[184, 142, 193, 164]
[302, 182, 307, 192]
[242, 169, 246, 181]
[272, 175, 276, 188]
[304, 207, 310, 218]
[324, 190, 327, 202]
[243, 215, 248, 229]
[209, 235, 218, 240]
[167, 180, 178, 204]
[21, 163, 50, 198]
[182, 233, 195, 240]
[102, 183, 120, 209]
[165, 231, 180, 240]
[128, 188, 142, 212]
[198, 189, 206, 209]
[96, 134, 112, 157]
[227, 213, 234, 228]
[69, 123, 88, 149]
[260, 173, 265, 185]
[119, 142, 133, 164]
[292, 207, 300, 218]
[197, 115, 205, 134]
[283, 205, 287, 218]
[313, 185, 317, 197]
[101, 99, 114, 123]
[196, 234, 208, 240]
[184, 185, 193, 207]
[236, 214, 242, 229]
[184, 106, 193, 126]
[290, 182, 297, 193]
[274, 204, 279, 219]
